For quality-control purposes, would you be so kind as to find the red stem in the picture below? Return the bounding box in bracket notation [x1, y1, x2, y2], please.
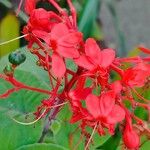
[0, 88, 20, 99]
[22, 85, 51, 95]
[110, 64, 124, 78]
[67, 0, 77, 29]
[0, 74, 51, 95]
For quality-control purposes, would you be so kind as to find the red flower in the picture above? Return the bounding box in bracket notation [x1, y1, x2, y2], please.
[74, 38, 115, 87]
[44, 23, 83, 78]
[75, 38, 115, 70]
[26, 8, 62, 37]
[123, 63, 150, 87]
[45, 23, 82, 59]
[85, 91, 125, 124]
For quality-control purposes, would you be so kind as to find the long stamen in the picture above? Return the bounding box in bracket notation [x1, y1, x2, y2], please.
[12, 102, 68, 126]
[0, 34, 28, 46]
[12, 109, 46, 125]
[84, 122, 98, 150]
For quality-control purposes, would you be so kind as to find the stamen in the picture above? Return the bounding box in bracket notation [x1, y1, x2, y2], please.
[0, 34, 28, 46]
[12, 109, 46, 125]
[11, 102, 68, 126]
[47, 102, 68, 109]
[84, 122, 98, 150]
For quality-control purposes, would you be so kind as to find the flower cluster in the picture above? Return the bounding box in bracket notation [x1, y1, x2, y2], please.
[1, 0, 150, 149]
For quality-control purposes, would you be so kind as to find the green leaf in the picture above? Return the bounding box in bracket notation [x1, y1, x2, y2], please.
[50, 120, 61, 135]
[16, 143, 68, 150]
[78, 0, 101, 39]
[134, 107, 148, 121]
[0, 71, 47, 150]
[141, 141, 150, 150]
[0, 13, 20, 57]
[96, 127, 121, 150]
[0, 47, 51, 149]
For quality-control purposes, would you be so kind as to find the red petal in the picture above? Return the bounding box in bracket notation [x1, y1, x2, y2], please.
[76, 76, 86, 89]
[59, 32, 83, 46]
[106, 105, 125, 124]
[52, 54, 66, 78]
[51, 23, 69, 40]
[30, 8, 50, 28]
[110, 81, 122, 94]
[32, 30, 48, 40]
[101, 49, 115, 68]
[85, 38, 102, 65]
[99, 91, 115, 117]
[85, 94, 101, 118]
[69, 88, 92, 100]
[75, 55, 95, 70]
[57, 46, 79, 59]
[57, 32, 82, 58]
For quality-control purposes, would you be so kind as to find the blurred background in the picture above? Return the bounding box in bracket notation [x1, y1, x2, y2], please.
[0, 0, 150, 57]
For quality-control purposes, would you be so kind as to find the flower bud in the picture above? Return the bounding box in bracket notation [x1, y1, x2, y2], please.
[123, 124, 140, 149]
[3, 65, 14, 77]
[8, 51, 26, 66]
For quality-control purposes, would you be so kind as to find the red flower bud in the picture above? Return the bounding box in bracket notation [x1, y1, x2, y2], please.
[123, 124, 140, 149]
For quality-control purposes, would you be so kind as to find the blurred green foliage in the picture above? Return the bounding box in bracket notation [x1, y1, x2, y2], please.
[0, 13, 20, 57]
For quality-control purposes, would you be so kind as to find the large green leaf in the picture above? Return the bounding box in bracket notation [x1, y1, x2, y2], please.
[16, 143, 68, 150]
[0, 47, 51, 149]
[0, 71, 47, 150]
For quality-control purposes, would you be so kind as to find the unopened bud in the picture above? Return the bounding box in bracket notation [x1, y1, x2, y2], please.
[123, 124, 140, 149]
[3, 65, 14, 77]
[36, 60, 42, 66]
[8, 51, 26, 66]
